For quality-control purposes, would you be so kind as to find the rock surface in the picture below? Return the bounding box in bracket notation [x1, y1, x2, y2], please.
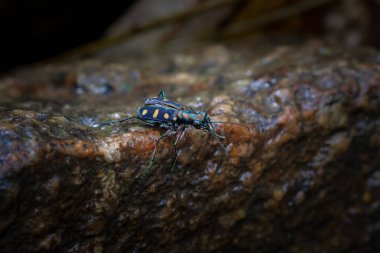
[0, 44, 380, 252]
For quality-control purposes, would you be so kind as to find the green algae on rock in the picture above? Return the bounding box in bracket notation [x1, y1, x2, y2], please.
[0, 44, 380, 252]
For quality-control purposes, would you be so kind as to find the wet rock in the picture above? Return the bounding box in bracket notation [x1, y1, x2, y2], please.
[0, 44, 379, 252]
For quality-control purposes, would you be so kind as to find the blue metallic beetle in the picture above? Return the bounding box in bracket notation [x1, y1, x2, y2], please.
[98, 90, 249, 175]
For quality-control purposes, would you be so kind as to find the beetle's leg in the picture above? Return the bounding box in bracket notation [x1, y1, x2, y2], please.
[144, 128, 175, 176]
[159, 122, 173, 129]
[97, 116, 137, 127]
[98, 116, 158, 128]
[204, 119, 228, 154]
[158, 89, 167, 99]
[206, 118, 225, 139]
[211, 131, 228, 154]
[171, 125, 188, 172]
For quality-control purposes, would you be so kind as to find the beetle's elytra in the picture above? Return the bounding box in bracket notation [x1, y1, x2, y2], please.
[138, 105, 177, 123]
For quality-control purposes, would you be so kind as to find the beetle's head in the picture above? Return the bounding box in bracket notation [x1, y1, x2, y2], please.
[190, 110, 207, 128]
[198, 113, 225, 140]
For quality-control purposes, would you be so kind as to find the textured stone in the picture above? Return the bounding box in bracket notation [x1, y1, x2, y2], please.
[0, 44, 379, 252]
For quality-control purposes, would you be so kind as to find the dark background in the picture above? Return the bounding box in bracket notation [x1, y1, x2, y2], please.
[0, 0, 136, 72]
[1, 0, 380, 73]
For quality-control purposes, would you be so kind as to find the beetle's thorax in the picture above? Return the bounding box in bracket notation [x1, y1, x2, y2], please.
[177, 109, 206, 128]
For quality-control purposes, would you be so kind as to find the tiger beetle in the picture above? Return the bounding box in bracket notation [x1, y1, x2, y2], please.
[97, 90, 250, 175]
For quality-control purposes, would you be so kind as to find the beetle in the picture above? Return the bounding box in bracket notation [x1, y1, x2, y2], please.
[143, 90, 230, 141]
[98, 90, 249, 175]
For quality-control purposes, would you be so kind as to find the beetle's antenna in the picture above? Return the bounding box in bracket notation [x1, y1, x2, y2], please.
[209, 121, 251, 132]
[97, 116, 137, 127]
